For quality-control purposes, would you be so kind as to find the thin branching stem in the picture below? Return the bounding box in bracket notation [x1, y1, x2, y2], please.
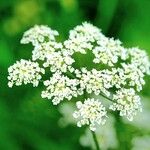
[99, 93, 114, 102]
[91, 130, 100, 150]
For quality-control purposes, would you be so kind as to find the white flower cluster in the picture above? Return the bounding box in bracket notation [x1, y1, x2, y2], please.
[8, 22, 150, 131]
[93, 38, 128, 66]
[8, 59, 45, 87]
[64, 22, 104, 54]
[109, 88, 142, 121]
[41, 71, 79, 105]
[21, 25, 74, 73]
[73, 98, 107, 131]
[20, 25, 59, 46]
[43, 50, 75, 73]
[110, 68, 126, 89]
[121, 63, 145, 91]
[32, 41, 63, 61]
[129, 47, 150, 75]
[75, 68, 112, 97]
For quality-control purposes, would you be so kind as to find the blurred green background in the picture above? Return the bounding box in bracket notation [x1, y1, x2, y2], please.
[0, 0, 150, 150]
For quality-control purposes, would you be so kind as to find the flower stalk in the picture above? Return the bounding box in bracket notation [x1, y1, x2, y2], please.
[91, 130, 100, 150]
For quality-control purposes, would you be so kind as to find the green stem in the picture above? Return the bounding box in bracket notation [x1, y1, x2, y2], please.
[114, 113, 131, 150]
[91, 130, 100, 150]
[99, 93, 114, 102]
[65, 71, 76, 78]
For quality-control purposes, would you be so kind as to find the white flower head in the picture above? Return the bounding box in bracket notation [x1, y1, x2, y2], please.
[121, 63, 145, 91]
[32, 41, 63, 61]
[64, 22, 104, 54]
[77, 68, 112, 97]
[93, 38, 128, 66]
[41, 71, 79, 105]
[129, 47, 150, 75]
[20, 25, 59, 46]
[110, 68, 126, 89]
[73, 98, 107, 131]
[8, 59, 45, 87]
[43, 50, 75, 73]
[109, 88, 142, 121]
[8, 22, 150, 130]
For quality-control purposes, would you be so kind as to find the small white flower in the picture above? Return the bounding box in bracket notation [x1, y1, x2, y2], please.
[121, 63, 145, 91]
[110, 68, 126, 89]
[76, 68, 112, 97]
[20, 25, 59, 46]
[41, 71, 79, 105]
[32, 41, 63, 61]
[8, 59, 45, 87]
[43, 50, 75, 73]
[129, 47, 150, 75]
[72, 22, 103, 41]
[64, 22, 104, 54]
[73, 98, 107, 131]
[109, 88, 142, 121]
[93, 38, 128, 66]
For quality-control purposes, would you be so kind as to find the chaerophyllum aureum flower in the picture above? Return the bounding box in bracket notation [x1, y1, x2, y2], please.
[73, 98, 107, 131]
[8, 22, 150, 131]
[8, 59, 45, 87]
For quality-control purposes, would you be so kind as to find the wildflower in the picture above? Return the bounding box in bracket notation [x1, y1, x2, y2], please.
[20, 25, 59, 46]
[41, 71, 79, 105]
[64, 22, 104, 54]
[129, 47, 150, 75]
[8, 22, 150, 129]
[109, 88, 142, 121]
[110, 68, 126, 89]
[43, 50, 75, 73]
[8, 59, 45, 87]
[121, 63, 145, 91]
[73, 98, 107, 131]
[32, 41, 63, 61]
[76, 68, 112, 97]
[93, 38, 128, 66]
